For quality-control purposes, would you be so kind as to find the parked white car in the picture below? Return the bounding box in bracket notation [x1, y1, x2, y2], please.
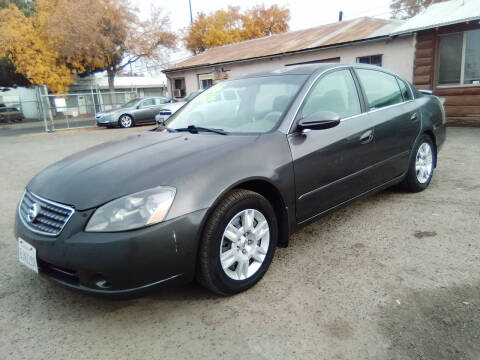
[156, 87, 241, 127]
[155, 101, 186, 125]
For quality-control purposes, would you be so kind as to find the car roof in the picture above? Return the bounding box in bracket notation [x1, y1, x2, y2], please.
[238, 62, 401, 79]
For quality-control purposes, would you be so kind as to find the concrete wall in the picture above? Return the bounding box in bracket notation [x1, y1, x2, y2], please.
[166, 35, 415, 98]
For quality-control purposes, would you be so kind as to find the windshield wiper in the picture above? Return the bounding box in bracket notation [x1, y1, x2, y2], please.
[172, 125, 227, 135]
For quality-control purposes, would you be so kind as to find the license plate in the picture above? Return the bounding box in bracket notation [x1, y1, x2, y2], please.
[18, 238, 38, 273]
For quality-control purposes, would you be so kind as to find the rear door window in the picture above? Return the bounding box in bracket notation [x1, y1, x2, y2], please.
[301, 69, 361, 119]
[396, 78, 413, 101]
[356, 69, 403, 110]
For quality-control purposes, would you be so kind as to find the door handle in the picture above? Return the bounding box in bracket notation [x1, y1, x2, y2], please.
[360, 129, 374, 144]
[410, 113, 418, 121]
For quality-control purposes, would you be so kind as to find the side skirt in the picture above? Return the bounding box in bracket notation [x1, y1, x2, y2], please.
[294, 173, 406, 230]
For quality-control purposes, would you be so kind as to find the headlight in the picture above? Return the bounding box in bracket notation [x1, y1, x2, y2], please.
[85, 186, 176, 232]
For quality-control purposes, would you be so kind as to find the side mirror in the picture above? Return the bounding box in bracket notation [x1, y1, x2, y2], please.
[297, 111, 341, 131]
[155, 114, 165, 126]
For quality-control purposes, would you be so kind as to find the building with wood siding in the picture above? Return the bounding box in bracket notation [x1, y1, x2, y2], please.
[392, 0, 480, 125]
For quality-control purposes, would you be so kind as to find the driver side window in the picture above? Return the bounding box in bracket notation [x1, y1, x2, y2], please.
[302, 69, 361, 119]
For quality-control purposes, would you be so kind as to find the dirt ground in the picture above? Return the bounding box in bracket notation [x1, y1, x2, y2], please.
[0, 125, 479, 360]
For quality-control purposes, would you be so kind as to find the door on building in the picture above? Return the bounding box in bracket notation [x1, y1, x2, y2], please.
[78, 96, 87, 114]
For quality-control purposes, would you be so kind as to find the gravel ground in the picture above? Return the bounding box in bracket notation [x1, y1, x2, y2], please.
[0, 126, 479, 360]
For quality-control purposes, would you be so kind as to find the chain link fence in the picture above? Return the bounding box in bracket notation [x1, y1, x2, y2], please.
[38, 87, 138, 131]
[0, 87, 42, 124]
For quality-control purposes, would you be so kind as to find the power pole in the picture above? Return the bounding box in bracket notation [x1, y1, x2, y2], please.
[189, 0, 193, 24]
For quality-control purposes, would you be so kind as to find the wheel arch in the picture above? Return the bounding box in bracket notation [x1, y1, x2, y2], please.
[233, 179, 290, 247]
[118, 113, 134, 124]
[198, 178, 290, 249]
[423, 129, 437, 167]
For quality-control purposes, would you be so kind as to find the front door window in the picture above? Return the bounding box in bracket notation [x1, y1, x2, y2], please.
[302, 69, 361, 119]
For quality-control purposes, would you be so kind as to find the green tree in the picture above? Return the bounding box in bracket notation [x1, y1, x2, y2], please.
[0, 57, 30, 88]
[0, 0, 35, 15]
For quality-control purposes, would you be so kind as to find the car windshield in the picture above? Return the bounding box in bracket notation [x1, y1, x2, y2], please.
[166, 75, 307, 134]
[122, 98, 141, 107]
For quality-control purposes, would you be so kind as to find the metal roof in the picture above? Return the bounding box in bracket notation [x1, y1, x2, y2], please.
[391, 0, 480, 35]
[165, 17, 403, 72]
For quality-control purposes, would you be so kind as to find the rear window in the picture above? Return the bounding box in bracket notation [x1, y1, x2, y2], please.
[356, 69, 403, 110]
[396, 78, 413, 101]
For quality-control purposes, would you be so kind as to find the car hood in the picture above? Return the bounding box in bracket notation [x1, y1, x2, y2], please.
[28, 130, 257, 210]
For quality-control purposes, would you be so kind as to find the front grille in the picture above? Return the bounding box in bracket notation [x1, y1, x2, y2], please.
[19, 190, 74, 236]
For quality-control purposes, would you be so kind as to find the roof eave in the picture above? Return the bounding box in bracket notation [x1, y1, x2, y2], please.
[391, 17, 480, 36]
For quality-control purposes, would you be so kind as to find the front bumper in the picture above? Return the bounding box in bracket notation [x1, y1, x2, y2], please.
[15, 207, 208, 295]
[95, 115, 116, 126]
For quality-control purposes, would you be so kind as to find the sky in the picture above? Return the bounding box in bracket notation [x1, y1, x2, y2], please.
[129, 0, 393, 75]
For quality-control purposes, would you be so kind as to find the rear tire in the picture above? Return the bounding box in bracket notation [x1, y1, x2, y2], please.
[197, 189, 277, 295]
[401, 134, 436, 192]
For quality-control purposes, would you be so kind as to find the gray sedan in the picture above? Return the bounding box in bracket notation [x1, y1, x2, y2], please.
[95, 97, 176, 128]
[15, 64, 445, 296]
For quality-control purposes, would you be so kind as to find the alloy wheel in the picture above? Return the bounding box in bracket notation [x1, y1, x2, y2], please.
[415, 142, 433, 184]
[219, 209, 270, 281]
[120, 115, 132, 128]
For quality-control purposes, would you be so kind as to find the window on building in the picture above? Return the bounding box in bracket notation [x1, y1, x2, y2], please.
[356, 69, 403, 110]
[198, 73, 214, 90]
[174, 78, 186, 97]
[201, 78, 213, 89]
[356, 54, 382, 67]
[438, 29, 480, 86]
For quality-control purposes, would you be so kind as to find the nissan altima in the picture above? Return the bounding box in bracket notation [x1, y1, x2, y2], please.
[95, 97, 177, 128]
[15, 64, 446, 296]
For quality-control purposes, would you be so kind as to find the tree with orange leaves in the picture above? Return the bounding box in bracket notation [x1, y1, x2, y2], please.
[0, 0, 176, 93]
[184, 5, 290, 54]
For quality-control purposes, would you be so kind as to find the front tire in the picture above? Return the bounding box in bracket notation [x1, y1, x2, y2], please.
[402, 134, 436, 192]
[119, 114, 134, 128]
[197, 189, 278, 295]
